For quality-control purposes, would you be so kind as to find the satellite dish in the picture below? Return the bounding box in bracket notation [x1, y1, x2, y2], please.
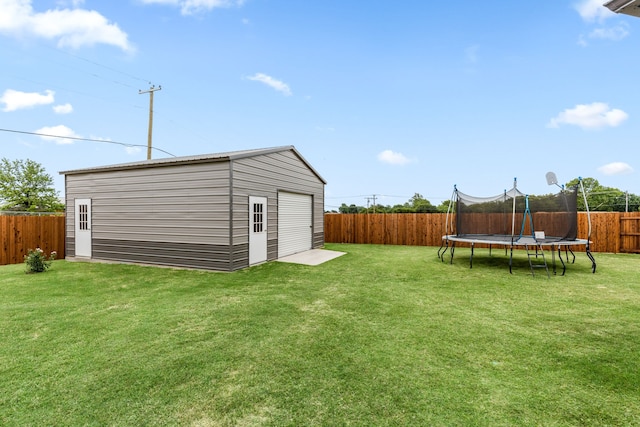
[546, 171, 558, 186]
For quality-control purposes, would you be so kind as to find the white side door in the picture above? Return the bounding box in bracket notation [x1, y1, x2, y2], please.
[74, 198, 92, 258]
[249, 196, 267, 265]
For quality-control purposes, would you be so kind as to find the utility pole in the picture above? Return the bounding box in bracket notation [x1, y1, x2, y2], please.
[139, 85, 161, 160]
[366, 194, 377, 213]
[365, 195, 378, 213]
[626, 191, 629, 213]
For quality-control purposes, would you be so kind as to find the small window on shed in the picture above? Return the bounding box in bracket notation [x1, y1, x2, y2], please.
[253, 203, 264, 233]
[79, 204, 89, 230]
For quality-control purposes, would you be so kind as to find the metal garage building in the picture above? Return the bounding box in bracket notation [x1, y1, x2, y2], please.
[60, 146, 326, 271]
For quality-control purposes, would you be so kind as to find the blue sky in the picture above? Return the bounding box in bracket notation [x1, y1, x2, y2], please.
[1, 0, 638, 210]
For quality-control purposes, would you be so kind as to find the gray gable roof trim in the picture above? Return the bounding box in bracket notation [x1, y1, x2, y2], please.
[60, 145, 327, 184]
[604, 0, 640, 17]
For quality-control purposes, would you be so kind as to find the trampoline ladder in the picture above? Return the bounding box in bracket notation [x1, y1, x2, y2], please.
[525, 244, 550, 277]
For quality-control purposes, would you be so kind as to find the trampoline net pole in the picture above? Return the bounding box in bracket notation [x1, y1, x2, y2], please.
[579, 177, 592, 241]
[511, 178, 517, 243]
[445, 186, 456, 236]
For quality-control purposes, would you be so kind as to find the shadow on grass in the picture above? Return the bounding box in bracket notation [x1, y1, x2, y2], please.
[440, 246, 594, 276]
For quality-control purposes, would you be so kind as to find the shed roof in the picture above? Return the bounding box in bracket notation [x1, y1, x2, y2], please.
[59, 145, 326, 184]
[604, 0, 640, 17]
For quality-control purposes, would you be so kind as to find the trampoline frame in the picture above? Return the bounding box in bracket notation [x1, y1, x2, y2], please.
[438, 177, 597, 275]
[437, 234, 596, 275]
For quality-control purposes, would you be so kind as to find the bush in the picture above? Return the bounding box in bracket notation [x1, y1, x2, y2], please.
[24, 248, 56, 273]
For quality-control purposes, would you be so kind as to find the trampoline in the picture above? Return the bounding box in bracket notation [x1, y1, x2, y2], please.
[437, 175, 596, 276]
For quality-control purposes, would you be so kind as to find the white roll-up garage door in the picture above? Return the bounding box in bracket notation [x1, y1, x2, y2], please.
[278, 192, 312, 258]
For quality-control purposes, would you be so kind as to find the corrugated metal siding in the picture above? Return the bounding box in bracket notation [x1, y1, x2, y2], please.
[231, 150, 325, 266]
[65, 195, 76, 257]
[313, 186, 325, 248]
[66, 239, 76, 257]
[65, 161, 234, 270]
[231, 243, 249, 270]
[93, 239, 231, 271]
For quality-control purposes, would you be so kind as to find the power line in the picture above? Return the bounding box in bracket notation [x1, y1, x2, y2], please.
[326, 194, 451, 202]
[2, 45, 215, 147]
[1, 73, 146, 110]
[43, 48, 212, 145]
[326, 194, 375, 199]
[0, 128, 176, 157]
[48, 46, 151, 85]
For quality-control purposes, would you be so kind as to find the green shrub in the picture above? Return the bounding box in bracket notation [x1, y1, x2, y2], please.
[24, 248, 56, 273]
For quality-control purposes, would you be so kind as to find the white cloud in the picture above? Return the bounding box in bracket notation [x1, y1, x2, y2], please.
[34, 124, 80, 144]
[547, 102, 628, 130]
[246, 73, 292, 96]
[574, 0, 615, 22]
[139, 0, 246, 16]
[53, 103, 73, 114]
[598, 162, 634, 175]
[588, 22, 630, 41]
[0, 0, 133, 52]
[377, 150, 412, 166]
[575, 0, 627, 47]
[0, 89, 55, 112]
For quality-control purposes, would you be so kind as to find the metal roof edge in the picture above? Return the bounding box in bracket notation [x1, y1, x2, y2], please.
[603, 0, 640, 14]
[225, 145, 293, 161]
[59, 146, 290, 175]
[59, 145, 326, 184]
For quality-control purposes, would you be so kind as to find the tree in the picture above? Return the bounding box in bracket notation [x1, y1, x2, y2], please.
[437, 199, 451, 213]
[338, 193, 442, 213]
[389, 204, 413, 213]
[0, 158, 64, 212]
[565, 177, 638, 212]
[409, 193, 437, 213]
[339, 203, 365, 214]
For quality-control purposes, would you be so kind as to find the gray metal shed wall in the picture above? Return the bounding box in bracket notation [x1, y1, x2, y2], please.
[231, 150, 325, 268]
[64, 162, 233, 270]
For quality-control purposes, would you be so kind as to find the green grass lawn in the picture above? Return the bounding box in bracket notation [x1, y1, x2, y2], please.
[1, 244, 639, 426]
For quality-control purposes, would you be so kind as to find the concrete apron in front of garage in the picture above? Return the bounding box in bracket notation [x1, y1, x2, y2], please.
[277, 249, 345, 266]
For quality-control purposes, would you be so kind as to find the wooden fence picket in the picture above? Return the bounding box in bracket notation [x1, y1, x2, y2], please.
[1, 215, 65, 266]
[324, 212, 639, 254]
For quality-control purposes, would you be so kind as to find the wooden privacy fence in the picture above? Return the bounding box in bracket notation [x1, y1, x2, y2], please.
[325, 212, 640, 254]
[1, 215, 65, 266]
[2, 213, 638, 266]
[620, 214, 640, 254]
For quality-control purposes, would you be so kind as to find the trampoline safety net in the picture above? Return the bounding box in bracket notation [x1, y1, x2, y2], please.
[455, 185, 578, 242]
